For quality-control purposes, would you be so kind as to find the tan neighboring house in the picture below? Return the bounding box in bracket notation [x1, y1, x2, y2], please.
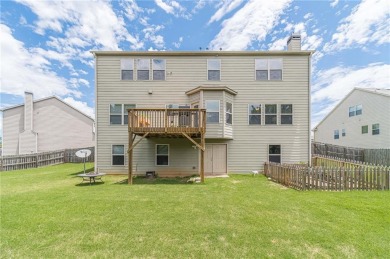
[313, 88, 390, 149]
[1, 92, 95, 155]
[92, 34, 313, 176]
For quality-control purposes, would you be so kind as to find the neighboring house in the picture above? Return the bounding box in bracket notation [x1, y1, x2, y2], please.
[92, 34, 313, 177]
[313, 88, 390, 149]
[1, 92, 95, 155]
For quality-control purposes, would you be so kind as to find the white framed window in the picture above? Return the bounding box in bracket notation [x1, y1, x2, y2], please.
[110, 104, 122, 125]
[265, 104, 277, 125]
[121, 59, 134, 80]
[110, 104, 136, 125]
[112, 145, 125, 166]
[152, 59, 166, 80]
[372, 123, 380, 135]
[205, 100, 220, 123]
[226, 102, 232, 125]
[255, 58, 283, 80]
[248, 104, 261, 125]
[349, 106, 356, 117]
[334, 130, 339, 139]
[207, 59, 221, 81]
[156, 144, 169, 166]
[356, 104, 362, 116]
[281, 104, 293, 124]
[137, 59, 150, 80]
[269, 145, 281, 163]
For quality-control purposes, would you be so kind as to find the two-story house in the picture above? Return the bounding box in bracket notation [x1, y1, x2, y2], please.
[92, 34, 313, 182]
[313, 87, 390, 149]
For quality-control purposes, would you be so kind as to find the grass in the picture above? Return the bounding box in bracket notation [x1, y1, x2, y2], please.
[1, 163, 389, 258]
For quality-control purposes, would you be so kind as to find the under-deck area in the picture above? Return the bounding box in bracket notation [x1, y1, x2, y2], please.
[127, 108, 206, 184]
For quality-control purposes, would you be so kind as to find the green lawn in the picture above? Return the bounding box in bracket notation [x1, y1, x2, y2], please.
[1, 163, 389, 258]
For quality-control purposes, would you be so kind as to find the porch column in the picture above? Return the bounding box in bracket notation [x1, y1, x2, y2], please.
[128, 133, 133, 185]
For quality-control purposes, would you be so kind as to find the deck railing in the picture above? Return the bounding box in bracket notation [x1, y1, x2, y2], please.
[128, 108, 206, 135]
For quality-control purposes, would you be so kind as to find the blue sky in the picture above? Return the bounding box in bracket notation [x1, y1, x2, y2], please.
[1, 0, 389, 135]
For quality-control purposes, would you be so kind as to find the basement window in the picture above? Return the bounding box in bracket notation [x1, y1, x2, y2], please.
[269, 145, 281, 163]
[112, 145, 125, 166]
[156, 144, 169, 166]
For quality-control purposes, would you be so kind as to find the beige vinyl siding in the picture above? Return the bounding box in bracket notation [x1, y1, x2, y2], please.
[2, 98, 95, 155]
[314, 89, 390, 149]
[95, 53, 310, 174]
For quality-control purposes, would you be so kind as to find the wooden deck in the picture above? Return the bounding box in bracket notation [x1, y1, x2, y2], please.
[127, 108, 206, 184]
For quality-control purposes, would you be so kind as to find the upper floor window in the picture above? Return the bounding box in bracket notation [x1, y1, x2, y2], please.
[137, 59, 150, 80]
[372, 123, 380, 135]
[152, 59, 166, 80]
[255, 59, 283, 80]
[121, 59, 134, 80]
[207, 59, 220, 81]
[226, 102, 232, 125]
[248, 104, 261, 125]
[349, 105, 362, 117]
[205, 100, 220, 123]
[110, 104, 136, 125]
[342, 129, 346, 137]
[362, 125, 368, 134]
[265, 104, 277, 125]
[334, 130, 339, 139]
[281, 104, 293, 124]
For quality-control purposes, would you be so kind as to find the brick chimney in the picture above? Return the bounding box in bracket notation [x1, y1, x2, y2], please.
[24, 92, 33, 131]
[287, 34, 301, 51]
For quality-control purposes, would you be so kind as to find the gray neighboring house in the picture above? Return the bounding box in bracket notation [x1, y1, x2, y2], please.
[313, 88, 390, 149]
[92, 34, 313, 176]
[1, 92, 95, 155]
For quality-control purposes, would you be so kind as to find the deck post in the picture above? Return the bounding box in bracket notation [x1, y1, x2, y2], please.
[128, 132, 133, 185]
[200, 132, 205, 183]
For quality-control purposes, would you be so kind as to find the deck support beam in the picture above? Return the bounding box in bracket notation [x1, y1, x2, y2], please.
[200, 132, 205, 183]
[128, 132, 149, 152]
[128, 132, 133, 185]
[181, 133, 204, 151]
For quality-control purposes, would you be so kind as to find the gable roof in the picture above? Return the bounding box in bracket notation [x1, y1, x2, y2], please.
[1, 96, 95, 121]
[313, 87, 390, 130]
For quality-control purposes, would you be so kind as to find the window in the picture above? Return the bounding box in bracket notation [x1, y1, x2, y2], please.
[269, 145, 281, 163]
[121, 59, 134, 80]
[110, 104, 136, 125]
[342, 129, 346, 137]
[255, 59, 282, 80]
[152, 59, 165, 80]
[349, 106, 356, 117]
[356, 104, 362, 115]
[207, 59, 220, 80]
[334, 130, 339, 139]
[156, 144, 169, 166]
[137, 59, 150, 80]
[226, 102, 232, 125]
[112, 145, 125, 165]
[281, 104, 293, 124]
[248, 104, 261, 125]
[362, 125, 368, 134]
[206, 100, 220, 123]
[110, 104, 122, 125]
[265, 104, 277, 125]
[372, 123, 380, 135]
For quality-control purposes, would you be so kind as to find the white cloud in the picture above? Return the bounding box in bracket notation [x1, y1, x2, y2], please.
[154, 0, 189, 18]
[63, 97, 95, 119]
[208, 0, 245, 24]
[330, 0, 339, 8]
[324, 0, 390, 52]
[312, 63, 390, 127]
[209, 0, 292, 50]
[143, 25, 165, 49]
[0, 24, 79, 99]
[121, 0, 143, 21]
[172, 36, 183, 48]
[19, 15, 27, 25]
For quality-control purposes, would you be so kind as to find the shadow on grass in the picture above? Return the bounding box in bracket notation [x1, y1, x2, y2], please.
[68, 167, 95, 176]
[114, 176, 196, 185]
[75, 181, 105, 187]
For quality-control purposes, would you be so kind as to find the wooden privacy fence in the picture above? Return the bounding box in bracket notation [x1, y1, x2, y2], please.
[312, 142, 390, 166]
[0, 147, 94, 172]
[264, 162, 390, 191]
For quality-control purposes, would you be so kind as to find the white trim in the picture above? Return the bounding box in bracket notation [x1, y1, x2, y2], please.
[156, 144, 169, 166]
[111, 144, 125, 166]
[255, 58, 283, 81]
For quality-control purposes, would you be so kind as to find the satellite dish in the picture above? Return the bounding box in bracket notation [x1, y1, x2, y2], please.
[76, 149, 91, 158]
[75, 149, 92, 174]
